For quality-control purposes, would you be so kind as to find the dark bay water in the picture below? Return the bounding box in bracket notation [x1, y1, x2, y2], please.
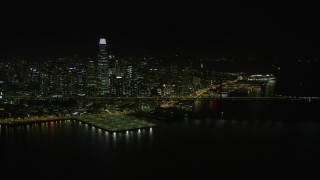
[1, 100, 320, 179]
[193, 100, 320, 120]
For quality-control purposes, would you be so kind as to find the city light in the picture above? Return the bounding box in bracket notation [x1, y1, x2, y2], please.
[99, 38, 107, 45]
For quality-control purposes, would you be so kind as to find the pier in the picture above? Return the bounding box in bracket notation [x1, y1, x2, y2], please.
[0, 113, 158, 132]
[76, 114, 158, 132]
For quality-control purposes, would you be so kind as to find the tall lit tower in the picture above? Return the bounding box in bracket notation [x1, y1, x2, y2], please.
[97, 38, 110, 95]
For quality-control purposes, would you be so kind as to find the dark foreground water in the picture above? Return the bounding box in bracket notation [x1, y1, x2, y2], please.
[1, 100, 320, 179]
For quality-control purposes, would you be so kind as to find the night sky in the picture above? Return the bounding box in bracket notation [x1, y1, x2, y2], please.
[1, 2, 320, 58]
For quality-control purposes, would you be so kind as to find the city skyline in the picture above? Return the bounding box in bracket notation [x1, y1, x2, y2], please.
[2, 3, 320, 178]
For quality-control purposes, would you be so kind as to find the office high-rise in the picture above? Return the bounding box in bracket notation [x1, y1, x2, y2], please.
[97, 38, 110, 95]
[86, 57, 97, 96]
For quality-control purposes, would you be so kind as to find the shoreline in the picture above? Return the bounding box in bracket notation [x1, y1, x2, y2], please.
[0, 112, 158, 132]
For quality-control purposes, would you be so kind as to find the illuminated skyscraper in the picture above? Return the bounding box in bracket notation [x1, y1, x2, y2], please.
[86, 57, 97, 96]
[97, 38, 110, 95]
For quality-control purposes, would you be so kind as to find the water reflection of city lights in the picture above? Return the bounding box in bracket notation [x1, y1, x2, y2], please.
[137, 129, 142, 141]
[113, 132, 117, 142]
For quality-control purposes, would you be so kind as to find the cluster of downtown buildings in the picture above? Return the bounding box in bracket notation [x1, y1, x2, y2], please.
[0, 38, 214, 99]
[0, 38, 278, 100]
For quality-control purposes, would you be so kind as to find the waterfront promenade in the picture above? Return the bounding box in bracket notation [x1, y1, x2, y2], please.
[0, 112, 158, 132]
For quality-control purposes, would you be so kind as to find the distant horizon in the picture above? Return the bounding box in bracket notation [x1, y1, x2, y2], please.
[1, 52, 319, 63]
[1, 34, 319, 59]
[1, 2, 319, 59]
